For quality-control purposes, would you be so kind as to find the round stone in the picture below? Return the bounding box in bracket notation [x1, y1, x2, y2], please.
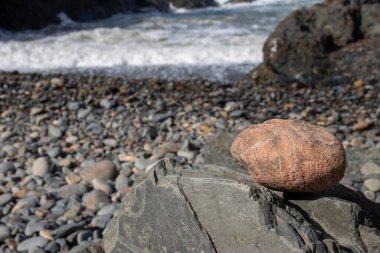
[80, 160, 117, 183]
[17, 237, 48, 251]
[83, 190, 110, 209]
[92, 178, 113, 195]
[0, 162, 15, 174]
[0, 224, 10, 241]
[231, 119, 346, 192]
[115, 174, 129, 192]
[364, 190, 376, 201]
[363, 178, 380, 192]
[58, 183, 89, 199]
[361, 161, 380, 175]
[32, 157, 50, 177]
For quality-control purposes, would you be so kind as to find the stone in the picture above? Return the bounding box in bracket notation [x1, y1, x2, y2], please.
[0, 131, 14, 142]
[204, 132, 236, 167]
[69, 241, 104, 253]
[115, 174, 129, 192]
[66, 135, 78, 144]
[102, 158, 380, 253]
[364, 190, 376, 201]
[83, 190, 110, 209]
[39, 229, 53, 240]
[103, 139, 117, 148]
[376, 194, 380, 204]
[177, 150, 195, 160]
[100, 99, 114, 109]
[0, 162, 15, 174]
[361, 3, 380, 37]
[353, 119, 374, 131]
[77, 230, 92, 244]
[134, 158, 156, 171]
[0, 193, 12, 206]
[80, 160, 117, 184]
[229, 110, 244, 118]
[45, 241, 60, 252]
[67, 102, 80, 111]
[97, 204, 116, 216]
[17, 237, 48, 251]
[65, 173, 82, 184]
[224, 101, 241, 112]
[364, 178, 380, 192]
[30, 107, 43, 116]
[361, 160, 380, 175]
[0, 224, 10, 241]
[25, 221, 46, 236]
[92, 178, 113, 195]
[77, 108, 92, 119]
[51, 221, 86, 238]
[60, 159, 73, 168]
[48, 125, 63, 138]
[47, 147, 62, 158]
[58, 183, 89, 199]
[32, 157, 50, 177]
[231, 119, 346, 192]
[249, 0, 379, 86]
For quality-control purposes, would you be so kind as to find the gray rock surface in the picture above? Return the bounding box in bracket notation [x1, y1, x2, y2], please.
[204, 132, 236, 167]
[102, 158, 380, 253]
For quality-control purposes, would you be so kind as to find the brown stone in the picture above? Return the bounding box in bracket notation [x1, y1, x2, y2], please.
[80, 160, 117, 184]
[231, 119, 346, 192]
[352, 119, 374, 131]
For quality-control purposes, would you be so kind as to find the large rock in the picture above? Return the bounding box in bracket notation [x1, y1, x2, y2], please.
[250, 0, 380, 86]
[0, 0, 218, 31]
[102, 158, 380, 253]
[231, 119, 346, 192]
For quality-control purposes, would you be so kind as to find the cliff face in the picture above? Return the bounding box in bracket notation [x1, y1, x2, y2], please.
[0, 0, 218, 31]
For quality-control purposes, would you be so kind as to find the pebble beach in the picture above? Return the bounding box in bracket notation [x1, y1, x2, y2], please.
[0, 72, 379, 252]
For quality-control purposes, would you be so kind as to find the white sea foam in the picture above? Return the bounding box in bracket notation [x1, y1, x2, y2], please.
[0, 0, 318, 81]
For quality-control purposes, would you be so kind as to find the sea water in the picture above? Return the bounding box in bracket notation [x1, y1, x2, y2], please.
[0, 0, 317, 82]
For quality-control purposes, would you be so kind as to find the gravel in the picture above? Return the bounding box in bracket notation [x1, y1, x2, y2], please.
[0, 72, 379, 251]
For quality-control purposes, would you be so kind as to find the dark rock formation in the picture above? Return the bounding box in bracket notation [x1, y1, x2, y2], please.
[101, 158, 380, 253]
[226, 0, 256, 4]
[0, 0, 218, 31]
[250, 0, 380, 86]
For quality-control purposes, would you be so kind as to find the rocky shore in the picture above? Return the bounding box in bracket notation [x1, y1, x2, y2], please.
[0, 0, 380, 252]
[0, 71, 379, 252]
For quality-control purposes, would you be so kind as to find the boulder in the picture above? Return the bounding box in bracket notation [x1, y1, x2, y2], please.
[361, 3, 380, 37]
[102, 158, 380, 253]
[231, 119, 346, 192]
[250, 0, 380, 86]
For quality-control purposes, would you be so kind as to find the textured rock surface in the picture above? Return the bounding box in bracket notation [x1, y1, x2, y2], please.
[204, 132, 236, 167]
[249, 0, 380, 85]
[102, 158, 380, 253]
[231, 119, 346, 192]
